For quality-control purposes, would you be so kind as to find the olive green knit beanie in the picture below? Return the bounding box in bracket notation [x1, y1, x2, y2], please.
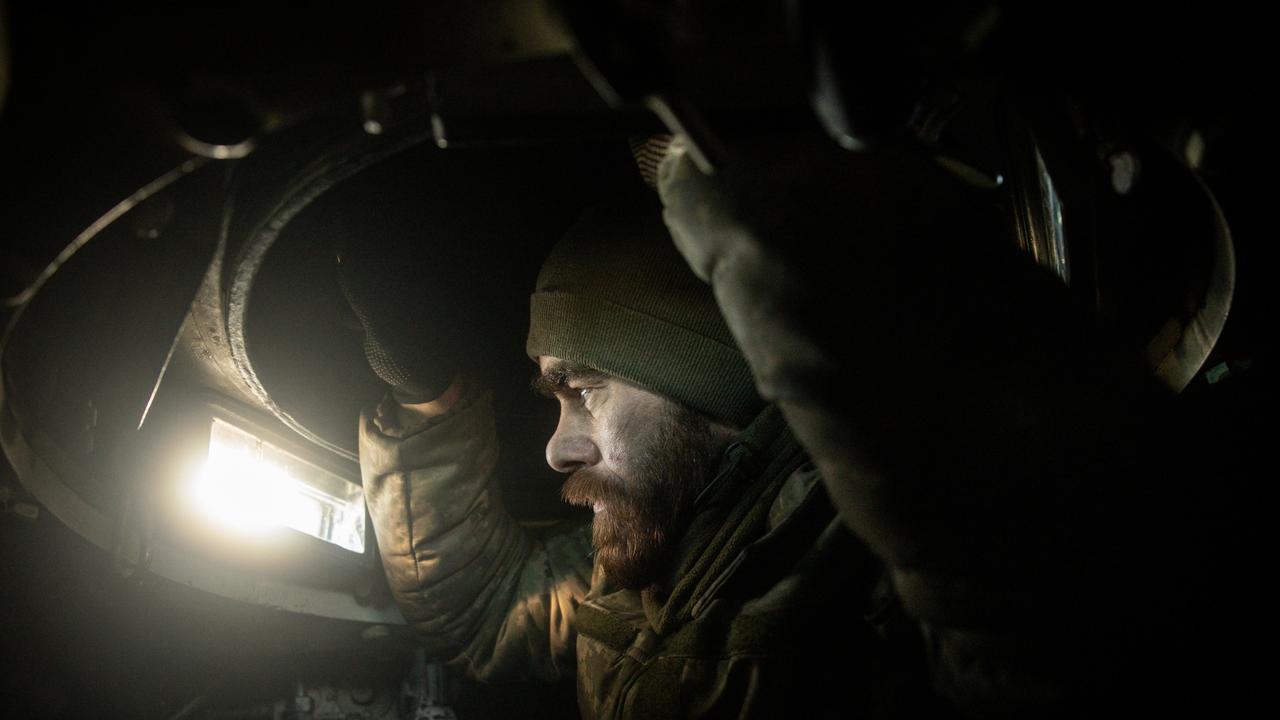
[526, 188, 763, 428]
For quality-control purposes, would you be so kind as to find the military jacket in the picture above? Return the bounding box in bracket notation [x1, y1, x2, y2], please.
[361, 389, 929, 718]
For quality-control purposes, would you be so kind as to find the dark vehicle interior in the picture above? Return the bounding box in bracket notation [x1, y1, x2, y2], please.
[1, 2, 1271, 718]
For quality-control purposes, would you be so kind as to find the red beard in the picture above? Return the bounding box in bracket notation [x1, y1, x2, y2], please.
[560, 403, 719, 590]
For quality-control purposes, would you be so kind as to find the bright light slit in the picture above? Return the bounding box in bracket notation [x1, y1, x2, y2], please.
[190, 418, 366, 553]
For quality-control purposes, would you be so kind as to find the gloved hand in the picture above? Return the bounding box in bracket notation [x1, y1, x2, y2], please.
[655, 136, 1014, 408]
[654, 131, 1161, 717]
[654, 132, 1157, 580]
[336, 242, 462, 405]
[656, 135, 890, 283]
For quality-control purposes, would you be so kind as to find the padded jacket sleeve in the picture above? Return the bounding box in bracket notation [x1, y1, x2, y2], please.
[360, 387, 594, 682]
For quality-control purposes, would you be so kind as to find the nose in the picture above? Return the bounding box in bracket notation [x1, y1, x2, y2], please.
[545, 408, 600, 473]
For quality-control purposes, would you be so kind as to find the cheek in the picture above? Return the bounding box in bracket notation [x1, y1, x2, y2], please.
[597, 421, 628, 471]
[595, 407, 645, 474]
[599, 415, 653, 475]
[595, 389, 671, 472]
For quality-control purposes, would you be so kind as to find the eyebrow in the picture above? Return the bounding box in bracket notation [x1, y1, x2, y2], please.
[531, 361, 610, 398]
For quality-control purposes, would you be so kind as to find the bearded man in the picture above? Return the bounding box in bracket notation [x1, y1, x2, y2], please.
[355, 188, 924, 718]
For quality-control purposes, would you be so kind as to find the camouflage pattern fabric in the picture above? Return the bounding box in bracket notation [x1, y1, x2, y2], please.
[361, 390, 935, 717]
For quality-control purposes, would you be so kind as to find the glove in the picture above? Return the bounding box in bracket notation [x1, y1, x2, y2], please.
[654, 133, 1138, 571]
[655, 137, 978, 408]
[336, 241, 462, 404]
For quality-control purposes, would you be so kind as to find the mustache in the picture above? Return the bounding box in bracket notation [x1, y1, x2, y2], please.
[561, 467, 643, 514]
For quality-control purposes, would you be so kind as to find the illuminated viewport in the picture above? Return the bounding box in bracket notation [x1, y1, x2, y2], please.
[189, 418, 366, 553]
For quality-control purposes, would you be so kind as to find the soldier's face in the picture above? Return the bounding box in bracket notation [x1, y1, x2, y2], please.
[536, 356, 726, 589]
